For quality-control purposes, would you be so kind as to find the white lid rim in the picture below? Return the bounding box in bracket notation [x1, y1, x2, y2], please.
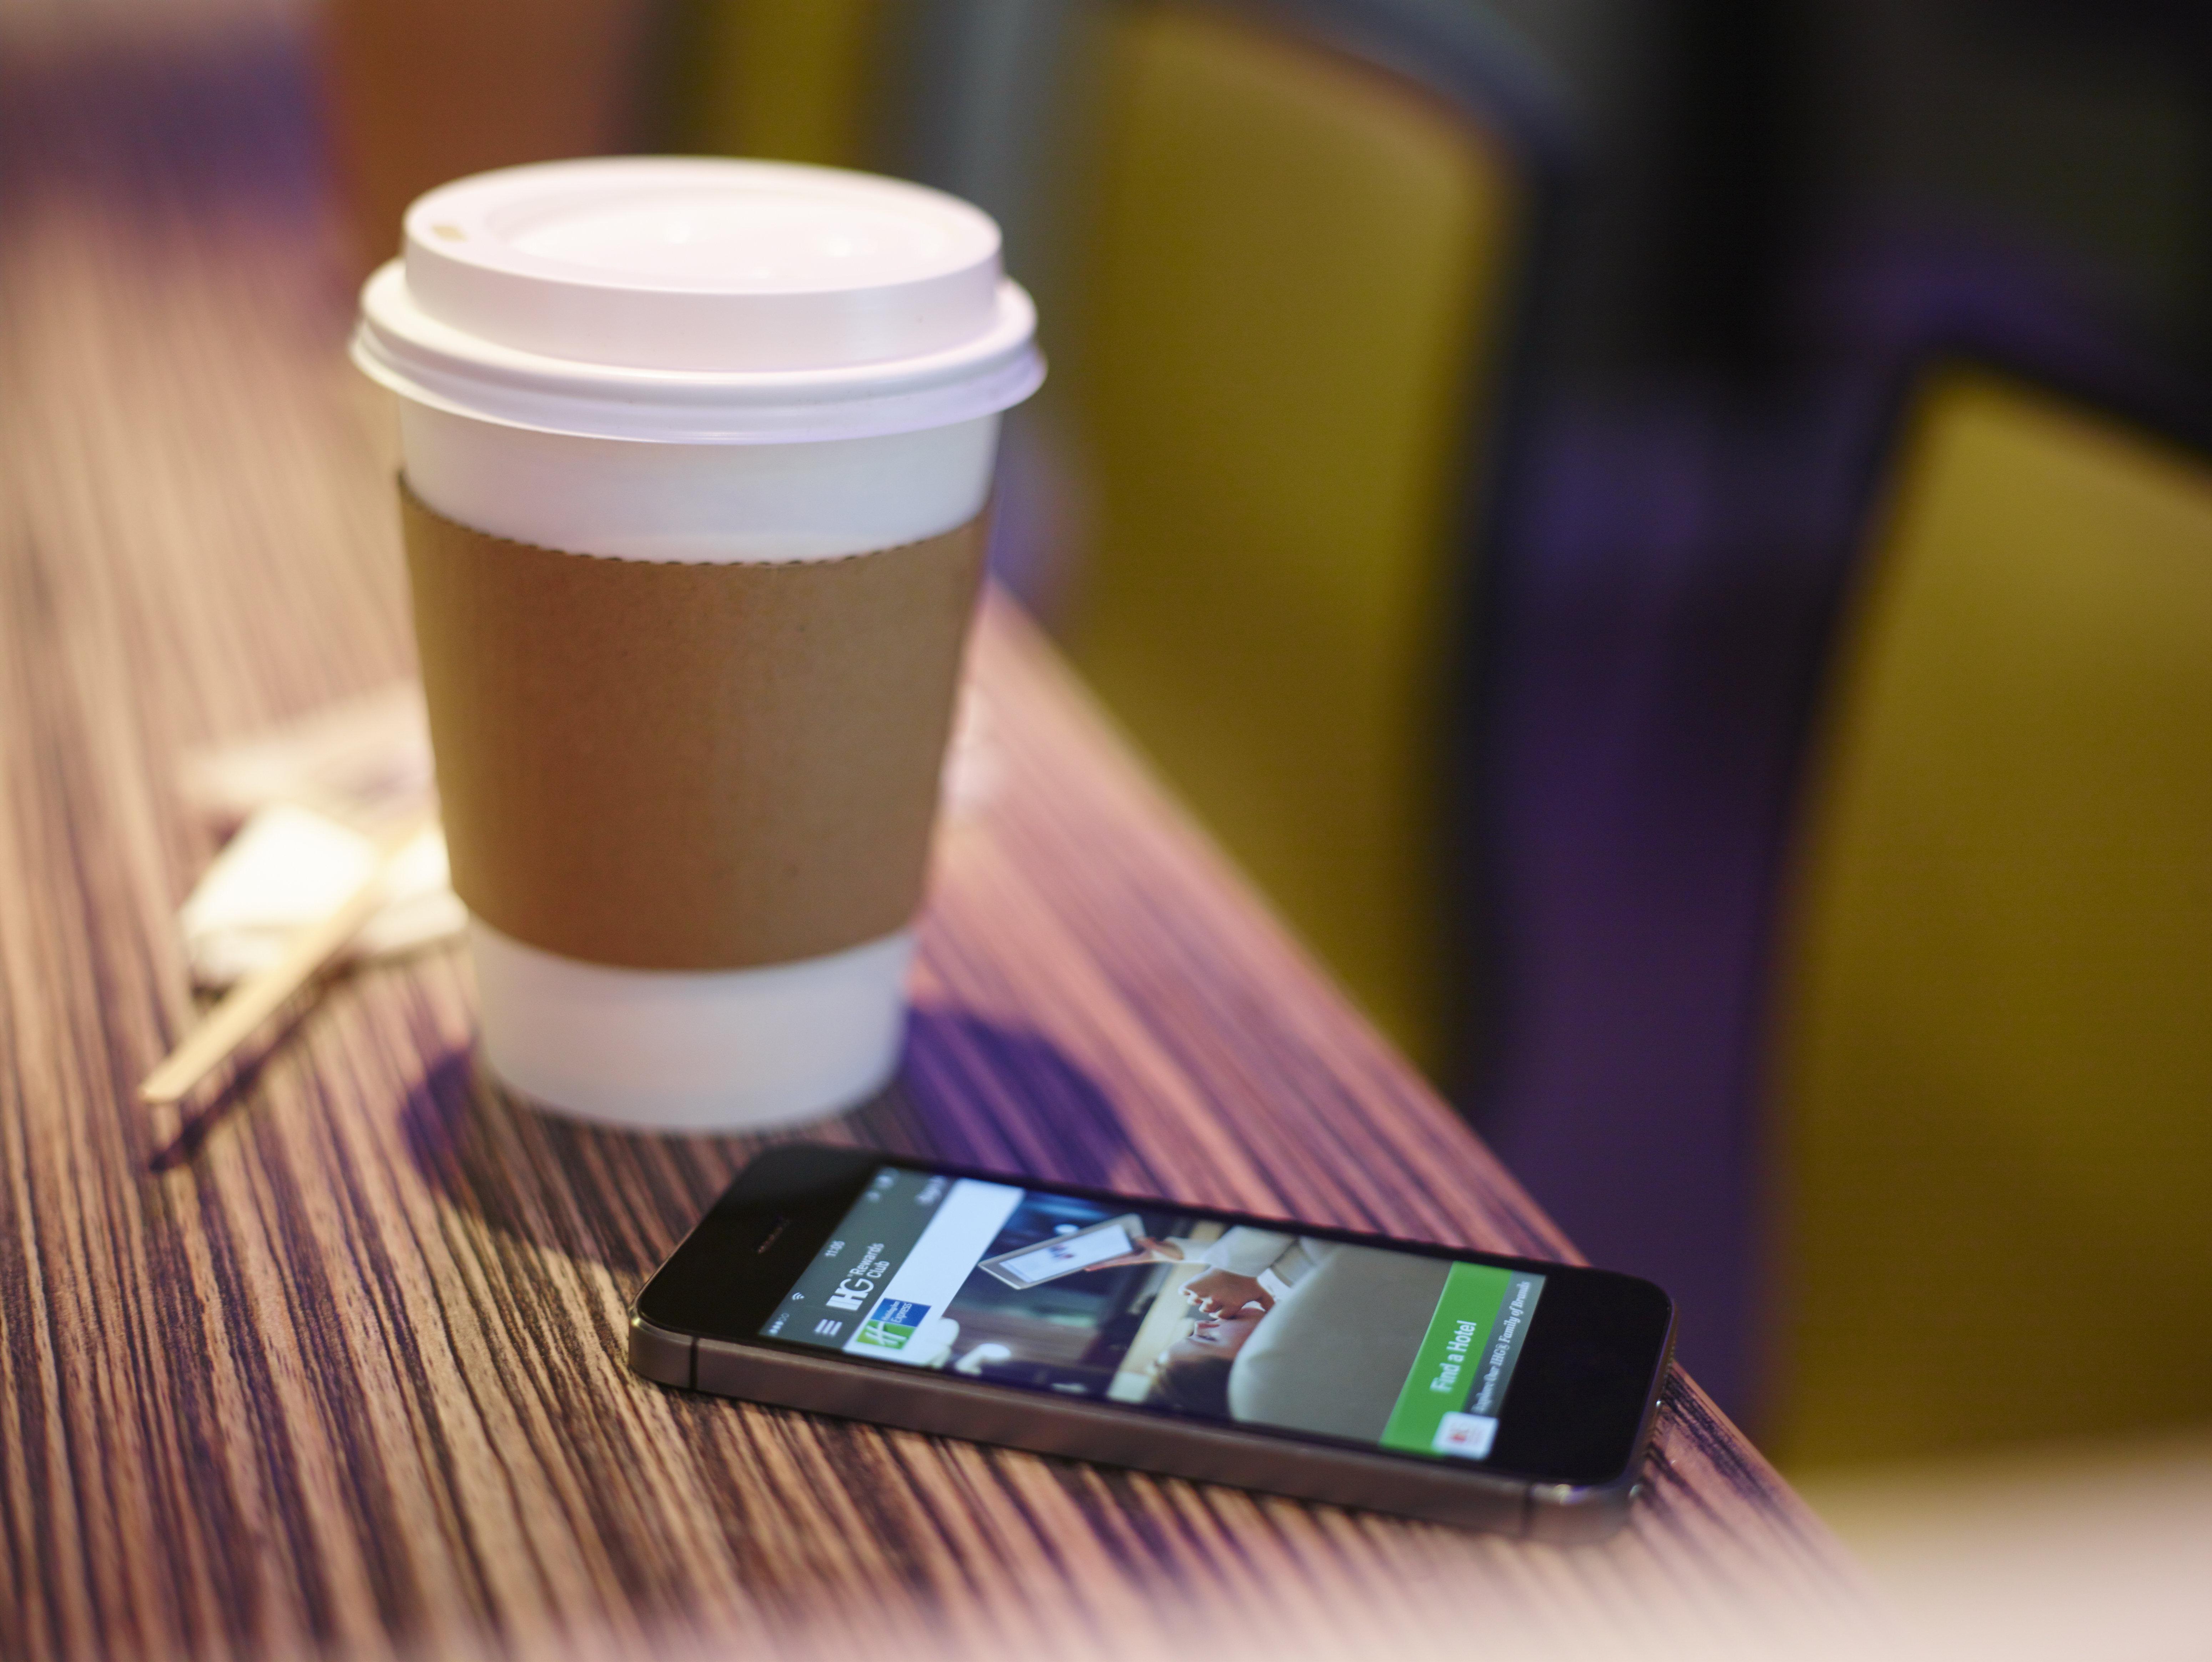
[362, 260, 1036, 393]
[352, 325, 1047, 444]
[354, 259, 1045, 443]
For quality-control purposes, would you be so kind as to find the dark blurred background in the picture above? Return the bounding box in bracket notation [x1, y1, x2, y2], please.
[8, 0, 2207, 1608]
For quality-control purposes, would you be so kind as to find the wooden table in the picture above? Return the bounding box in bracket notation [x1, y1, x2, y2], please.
[0, 16, 1871, 1662]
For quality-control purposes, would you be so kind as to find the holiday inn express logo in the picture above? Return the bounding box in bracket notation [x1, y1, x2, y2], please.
[857, 1299, 932, 1350]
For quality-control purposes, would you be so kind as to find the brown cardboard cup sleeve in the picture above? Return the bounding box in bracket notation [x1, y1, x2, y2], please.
[400, 485, 988, 971]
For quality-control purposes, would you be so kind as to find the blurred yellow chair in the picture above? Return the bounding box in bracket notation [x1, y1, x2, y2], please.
[1052, 1, 1536, 1071]
[1765, 368, 2212, 1466]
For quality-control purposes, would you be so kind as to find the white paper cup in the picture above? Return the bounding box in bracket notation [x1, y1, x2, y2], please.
[353, 158, 1043, 1130]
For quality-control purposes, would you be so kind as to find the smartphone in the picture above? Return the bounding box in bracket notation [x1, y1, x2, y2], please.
[629, 1146, 1675, 1541]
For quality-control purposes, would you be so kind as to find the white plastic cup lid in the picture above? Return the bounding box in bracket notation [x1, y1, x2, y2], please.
[352, 157, 1044, 444]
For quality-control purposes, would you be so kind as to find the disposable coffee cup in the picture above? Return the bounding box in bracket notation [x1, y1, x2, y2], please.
[352, 157, 1043, 1129]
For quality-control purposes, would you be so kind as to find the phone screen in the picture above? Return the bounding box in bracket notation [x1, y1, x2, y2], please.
[759, 1165, 1547, 1464]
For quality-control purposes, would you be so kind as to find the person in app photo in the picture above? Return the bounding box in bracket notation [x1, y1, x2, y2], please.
[1146, 1305, 1266, 1416]
[1091, 1228, 1453, 1442]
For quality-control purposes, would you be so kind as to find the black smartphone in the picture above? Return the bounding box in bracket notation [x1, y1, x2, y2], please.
[630, 1146, 1675, 1541]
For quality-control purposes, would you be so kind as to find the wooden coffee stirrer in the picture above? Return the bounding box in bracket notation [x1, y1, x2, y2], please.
[139, 809, 438, 1109]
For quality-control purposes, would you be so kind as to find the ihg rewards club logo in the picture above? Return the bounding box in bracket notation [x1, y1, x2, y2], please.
[771, 1169, 978, 1350]
[823, 1242, 891, 1311]
[815, 1241, 930, 1350]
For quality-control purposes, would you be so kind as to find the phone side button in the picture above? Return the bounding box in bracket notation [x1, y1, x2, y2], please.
[628, 1312, 698, 1390]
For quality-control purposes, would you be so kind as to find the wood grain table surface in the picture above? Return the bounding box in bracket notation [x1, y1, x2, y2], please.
[0, 14, 1874, 1662]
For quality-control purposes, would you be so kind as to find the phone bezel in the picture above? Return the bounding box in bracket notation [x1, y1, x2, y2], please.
[633, 1145, 1673, 1490]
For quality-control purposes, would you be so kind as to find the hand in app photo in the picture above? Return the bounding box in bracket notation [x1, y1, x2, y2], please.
[1082, 1234, 1183, 1271]
[1181, 1269, 1272, 1316]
